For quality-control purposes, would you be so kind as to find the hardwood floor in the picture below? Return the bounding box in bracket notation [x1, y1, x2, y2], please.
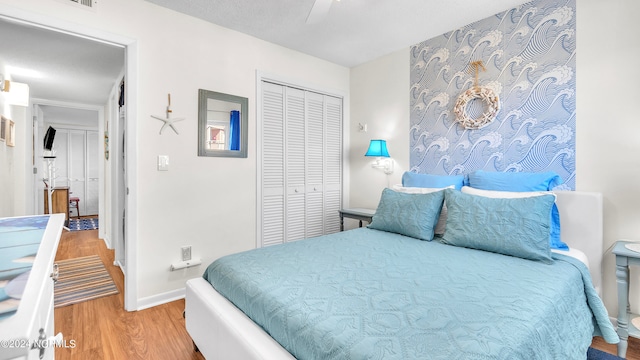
[592, 336, 640, 360]
[53, 228, 639, 359]
[54, 229, 204, 360]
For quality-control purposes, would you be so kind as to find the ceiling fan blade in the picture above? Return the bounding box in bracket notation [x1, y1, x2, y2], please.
[306, 0, 333, 24]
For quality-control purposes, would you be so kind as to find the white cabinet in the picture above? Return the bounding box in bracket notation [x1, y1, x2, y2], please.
[260, 82, 343, 246]
[0, 214, 65, 360]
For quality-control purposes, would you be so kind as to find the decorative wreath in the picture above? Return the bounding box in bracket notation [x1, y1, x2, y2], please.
[453, 86, 500, 130]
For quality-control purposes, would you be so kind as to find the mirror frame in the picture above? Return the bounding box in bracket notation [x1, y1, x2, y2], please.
[198, 89, 248, 158]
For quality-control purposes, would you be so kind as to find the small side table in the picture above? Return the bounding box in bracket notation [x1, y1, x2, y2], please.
[613, 240, 640, 358]
[338, 208, 375, 231]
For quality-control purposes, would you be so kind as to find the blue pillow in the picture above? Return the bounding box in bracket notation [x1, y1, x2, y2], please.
[441, 189, 554, 263]
[402, 171, 465, 190]
[466, 170, 567, 250]
[368, 188, 444, 241]
[467, 170, 563, 191]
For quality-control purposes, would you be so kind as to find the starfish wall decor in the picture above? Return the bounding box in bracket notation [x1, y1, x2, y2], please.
[152, 93, 185, 135]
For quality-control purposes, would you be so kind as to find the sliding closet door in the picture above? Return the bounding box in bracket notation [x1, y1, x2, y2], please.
[261, 83, 286, 247]
[260, 81, 343, 247]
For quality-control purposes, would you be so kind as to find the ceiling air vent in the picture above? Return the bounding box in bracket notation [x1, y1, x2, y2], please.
[57, 0, 97, 11]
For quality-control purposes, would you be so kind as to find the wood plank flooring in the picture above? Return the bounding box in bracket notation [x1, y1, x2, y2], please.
[54, 228, 639, 359]
[592, 336, 640, 360]
[54, 229, 203, 360]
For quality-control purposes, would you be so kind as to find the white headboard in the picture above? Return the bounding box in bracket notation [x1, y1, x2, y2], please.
[554, 191, 604, 295]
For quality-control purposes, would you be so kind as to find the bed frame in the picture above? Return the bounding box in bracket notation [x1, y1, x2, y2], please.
[185, 191, 603, 359]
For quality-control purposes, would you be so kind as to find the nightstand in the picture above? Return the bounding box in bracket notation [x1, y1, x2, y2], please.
[613, 240, 640, 358]
[338, 208, 375, 231]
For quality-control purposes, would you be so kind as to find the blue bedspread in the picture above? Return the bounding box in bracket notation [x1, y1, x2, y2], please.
[203, 228, 618, 359]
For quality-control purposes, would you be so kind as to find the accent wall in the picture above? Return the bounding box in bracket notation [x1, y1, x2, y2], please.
[409, 0, 576, 189]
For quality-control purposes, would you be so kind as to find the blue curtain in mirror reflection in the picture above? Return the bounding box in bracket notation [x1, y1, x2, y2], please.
[229, 110, 240, 151]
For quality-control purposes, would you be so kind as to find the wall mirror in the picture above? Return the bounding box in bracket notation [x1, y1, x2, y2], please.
[198, 89, 248, 158]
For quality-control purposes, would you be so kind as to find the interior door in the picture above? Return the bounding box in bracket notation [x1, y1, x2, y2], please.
[285, 87, 306, 242]
[305, 91, 325, 238]
[86, 130, 99, 215]
[69, 130, 86, 216]
[52, 130, 69, 188]
[261, 82, 285, 246]
[113, 92, 127, 269]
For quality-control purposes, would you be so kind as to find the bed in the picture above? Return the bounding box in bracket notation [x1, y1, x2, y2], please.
[186, 187, 618, 359]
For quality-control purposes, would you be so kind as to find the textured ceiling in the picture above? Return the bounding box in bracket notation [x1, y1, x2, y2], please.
[144, 0, 531, 67]
[0, 0, 530, 111]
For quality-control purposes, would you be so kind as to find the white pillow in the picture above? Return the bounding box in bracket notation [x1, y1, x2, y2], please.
[460, 186, 555, 200]
[391, 184, 452, 235]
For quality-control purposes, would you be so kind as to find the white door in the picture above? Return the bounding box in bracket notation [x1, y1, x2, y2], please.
[261, 82, 285, 247]
[69, 130, 86, 216]
[86, 130, 99, 215]
[305, 91, 325, 238]
[52, 130, 69, 188]
[114, 99, 127, 269]
[324, 96, 343, 233]
[259, 81, 343, 247]
[285, 87, 306, 242]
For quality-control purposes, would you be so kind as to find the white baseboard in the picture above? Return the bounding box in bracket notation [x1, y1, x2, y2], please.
[136, 287, 186, 311]
[102, 234, 111, 249]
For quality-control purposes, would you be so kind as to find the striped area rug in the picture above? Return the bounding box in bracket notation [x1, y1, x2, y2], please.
[54, 255, 119, 308]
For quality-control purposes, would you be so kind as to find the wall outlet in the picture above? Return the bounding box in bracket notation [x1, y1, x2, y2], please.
[181, 246, 192, 261]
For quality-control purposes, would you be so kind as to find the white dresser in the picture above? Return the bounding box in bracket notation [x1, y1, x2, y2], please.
[0, 214, 65, 360]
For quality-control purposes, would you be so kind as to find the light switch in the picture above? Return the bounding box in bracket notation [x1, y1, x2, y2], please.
[158, 155, 169, 171]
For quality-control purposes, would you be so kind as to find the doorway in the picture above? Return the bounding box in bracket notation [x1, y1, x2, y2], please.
[34, 104, 101, 218]
[0, 9, 139, 311]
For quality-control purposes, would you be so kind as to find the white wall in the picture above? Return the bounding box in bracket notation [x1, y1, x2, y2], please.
[0, 62, 12, 218]
[576, 0, 640, 316]
[10, 105, 29, 216]
[349, 0, 640, 317]
[0, 0, 350, 307]
[347, 50, 409, 229]
[0, 65, 31, 217]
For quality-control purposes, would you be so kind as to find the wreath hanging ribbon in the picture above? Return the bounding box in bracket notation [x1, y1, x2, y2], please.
[453, 60, 500, 130]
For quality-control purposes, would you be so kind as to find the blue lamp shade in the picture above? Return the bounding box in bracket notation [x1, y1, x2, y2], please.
[365, 139, 390, 158]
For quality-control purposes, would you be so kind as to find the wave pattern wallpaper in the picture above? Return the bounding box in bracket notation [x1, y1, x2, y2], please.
[409, 0, 576, 189]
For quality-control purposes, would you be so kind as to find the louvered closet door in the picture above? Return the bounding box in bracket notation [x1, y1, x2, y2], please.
[262, 83, 286, 246]
[285, 88, 306, 242]
[260, 81, 343, 247]
[324, 95, 343, 233]
[305, 92, 325, 238]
